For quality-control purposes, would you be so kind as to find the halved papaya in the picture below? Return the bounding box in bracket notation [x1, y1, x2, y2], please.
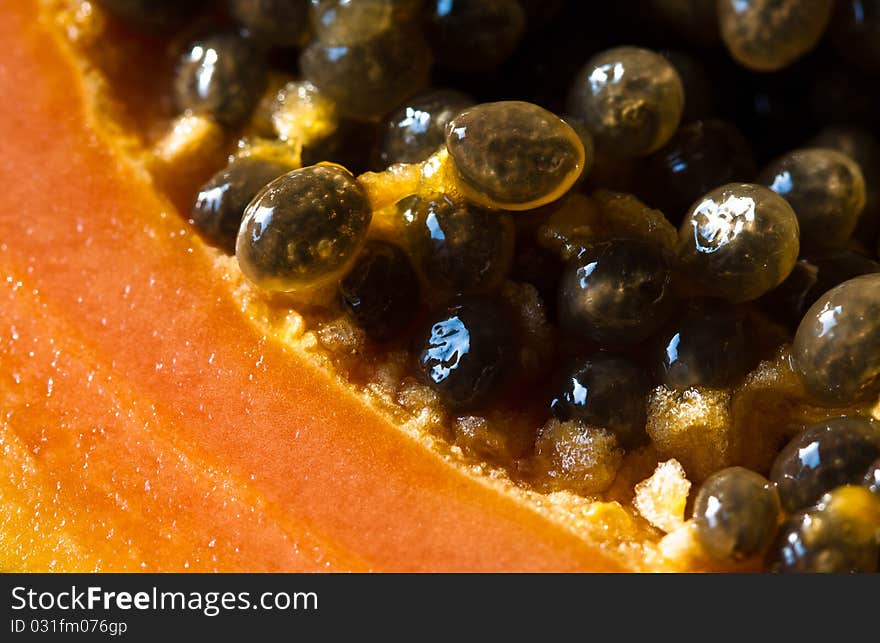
[0, 0, 665, 572]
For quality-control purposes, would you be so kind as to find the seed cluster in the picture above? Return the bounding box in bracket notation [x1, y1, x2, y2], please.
[96, 0, 880, 572]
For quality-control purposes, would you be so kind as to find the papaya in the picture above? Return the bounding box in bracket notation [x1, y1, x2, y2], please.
[0, 0, 655, 573]
[8, 0, 814, 573]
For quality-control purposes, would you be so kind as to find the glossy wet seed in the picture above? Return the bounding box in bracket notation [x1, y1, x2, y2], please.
[769, 416, 880, 513]
[399, 194, 514, 297]
[567, 46, 684, 158]
[676, 183, 800, 302]
[558, 239, 674, 346]
[759, 148, 866, 251]
[654, 300, 751, 390]
[793, 274, 880, 404]
[415, 296, 515, 411]
[235, 165, 371, 293]
[379, 89, 475, 167]
[191, 158, 296, 255]
[767, 485, 880, 573]
[173, 33, 266, 127]
[229, 0, 311, 48]
[759, 250, 880, 329]
[718, 0, 834, 71]
[865, 458, 880, 495]
[445, 101, 585, 210]
[549, 353, 651, 449]
[642, 119, 756, 226]
[338, 240, 419, 341]
[309, 0, 421, 45]
[299, 28, 430, 119]
[809, 125, 880, 246]
[693, 467, 780, 561]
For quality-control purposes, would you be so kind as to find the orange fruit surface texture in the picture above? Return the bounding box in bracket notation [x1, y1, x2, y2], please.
[0, 0, 632, 572]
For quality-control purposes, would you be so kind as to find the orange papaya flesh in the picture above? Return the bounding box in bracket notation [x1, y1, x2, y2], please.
[0, 1, 635, 572]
